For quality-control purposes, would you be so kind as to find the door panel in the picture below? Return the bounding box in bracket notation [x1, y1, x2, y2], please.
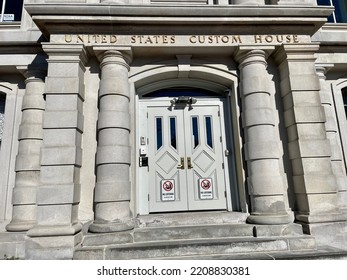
[148, 108, 188, 212]
[185, 105, 227, 210]
[147, 101, 228, 213]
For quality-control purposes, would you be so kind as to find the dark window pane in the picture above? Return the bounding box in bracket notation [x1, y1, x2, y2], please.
[156, 117, 163, 150]
[0, 0, 24, 21]
[317, 0, 332, 5]
[145, 88, 220, 98]
[205, 116, 213, 149]
[342, 88, 347, 119]
[333, 0, 347, 23]
[169, 117, 177, 149]
[0, 94, 6, 142]
[192, 116, 199, 149]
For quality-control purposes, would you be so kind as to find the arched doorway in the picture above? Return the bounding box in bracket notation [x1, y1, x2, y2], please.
[136, 87, 238, 214]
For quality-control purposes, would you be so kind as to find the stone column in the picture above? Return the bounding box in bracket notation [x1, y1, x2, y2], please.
[236, 48, 293, 225]
[316, 65, 347, 213]
[275, 44, 345, 225]
[233, 0, 265, 4]
[26, 44, 87, 259]
[89, 50, 134, 233]
[6, 66, 46, 232]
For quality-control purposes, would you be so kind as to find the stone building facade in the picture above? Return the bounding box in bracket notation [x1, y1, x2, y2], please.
[0, 0, 347, 259]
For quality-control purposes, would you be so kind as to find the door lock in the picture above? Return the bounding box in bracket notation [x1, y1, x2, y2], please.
[187, 157, 193, 169]
[177, 157, 185, 169]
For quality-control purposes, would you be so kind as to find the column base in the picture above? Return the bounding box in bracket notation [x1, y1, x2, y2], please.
[296, 212, 347, 224]
[89, 219, 135, 233]
[27, 223, 82, 237]
[247, 213, 294, 225]
[6, 220, 36, 232]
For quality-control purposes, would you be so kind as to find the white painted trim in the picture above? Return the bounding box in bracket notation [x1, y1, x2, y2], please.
[0, 82, 21, 224]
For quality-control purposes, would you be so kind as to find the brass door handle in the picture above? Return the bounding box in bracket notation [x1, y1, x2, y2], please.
[187, 157, 193, 169]
[177, 157, 185, 169]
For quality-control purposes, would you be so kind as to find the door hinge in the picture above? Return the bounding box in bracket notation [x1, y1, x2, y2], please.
[218, 111, 220, 117]
[147, 112, 148, 118]
[222, 163, 224, 169]
[224, 191, 227, 198]
[148, 194, 150, 201]
[220, 136, 222, 142]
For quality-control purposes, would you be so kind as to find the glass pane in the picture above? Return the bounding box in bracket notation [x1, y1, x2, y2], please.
[0, 0, 24, 22]
[333, 0, 347, 23]
[205, 116, 213, 149]
[192, 116, 199, 149]
[317, 0, 332, 5]
[145, 88, 220, 98]
[343, 88, 347, 119]
[169, 117, 177, 149]
[0, 94, 5, 142]
[156, 117, 163, 150]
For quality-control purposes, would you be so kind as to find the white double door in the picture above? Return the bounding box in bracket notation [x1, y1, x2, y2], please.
[146, 100, 229, 212]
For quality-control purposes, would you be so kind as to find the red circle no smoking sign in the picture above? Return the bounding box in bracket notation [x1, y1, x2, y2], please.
[201, 179, 211, 190]
[163, 180, 173, 192]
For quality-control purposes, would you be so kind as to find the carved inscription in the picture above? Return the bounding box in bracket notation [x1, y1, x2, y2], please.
[61, 34, 304, 46]
[65, 34, 118, 44]
[130, 35, 176, 44]
[189, 35, 242, 44]
[254, 35, 299, 44]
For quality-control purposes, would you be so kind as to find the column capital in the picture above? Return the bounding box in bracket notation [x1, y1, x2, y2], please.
[93, 47, 133, 69]
[16, 67, 47, 83]
[234, 46, 274, 66]
[16, 56, 48, 81]
[315, 63, 335, 78]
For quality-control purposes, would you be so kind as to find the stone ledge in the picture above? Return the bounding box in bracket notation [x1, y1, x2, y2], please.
[25, 4, 333, 18]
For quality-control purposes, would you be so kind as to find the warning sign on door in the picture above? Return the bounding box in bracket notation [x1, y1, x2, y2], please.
[161, 179, 175, 201]
[198, 178, 213, 200]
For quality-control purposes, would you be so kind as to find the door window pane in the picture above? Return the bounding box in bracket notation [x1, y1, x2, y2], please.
[192, 116, 199, 149]
[205, 116, 213, 149]
[342, 88, 347, 118]
[156, 117, 163, 150]
[169, 117, 177, 149]
[0, 94, 5, 144]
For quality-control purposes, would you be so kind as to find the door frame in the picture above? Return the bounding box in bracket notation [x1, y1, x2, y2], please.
[136, 94, 236, 215]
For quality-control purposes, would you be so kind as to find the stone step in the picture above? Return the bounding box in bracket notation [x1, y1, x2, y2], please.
[74, 235, 317, 260]
[137, 211, 248, 228]
[82, 222, 304, 247]
[0, 232, 26, 260]
[133, 223, 254, 242]
[82, 223, 255, 246]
